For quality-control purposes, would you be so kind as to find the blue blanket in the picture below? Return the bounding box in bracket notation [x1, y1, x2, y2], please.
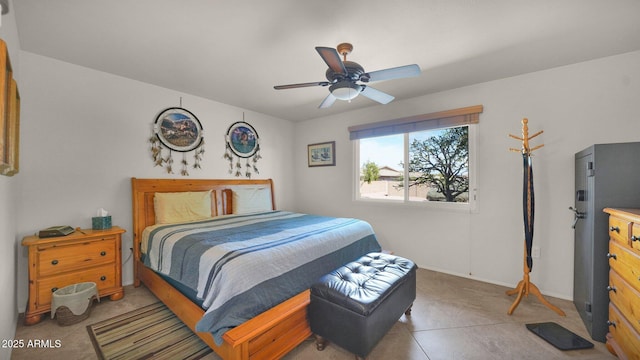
[143, 211, 381, 344]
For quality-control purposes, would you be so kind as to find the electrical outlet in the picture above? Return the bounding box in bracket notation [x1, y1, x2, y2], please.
[532, 246, 541, 258]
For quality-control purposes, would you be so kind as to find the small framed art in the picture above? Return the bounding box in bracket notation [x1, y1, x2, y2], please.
[308, 141, 335, 167]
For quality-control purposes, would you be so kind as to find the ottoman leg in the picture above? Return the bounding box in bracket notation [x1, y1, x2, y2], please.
[405, 303, 413, 316]
[315, 334, 327, 351]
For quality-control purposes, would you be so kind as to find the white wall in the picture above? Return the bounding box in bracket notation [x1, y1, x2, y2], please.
[294, 50, 640, 300]
[0, 1, 21, 359]
[14, 51, 296, 314]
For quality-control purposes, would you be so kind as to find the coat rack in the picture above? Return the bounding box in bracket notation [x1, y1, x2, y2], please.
[506, 118, 565, 316]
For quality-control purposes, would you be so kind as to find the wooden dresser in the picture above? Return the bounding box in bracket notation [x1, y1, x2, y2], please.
[22, 226, 125, 325]
[604, 208, 640, 359]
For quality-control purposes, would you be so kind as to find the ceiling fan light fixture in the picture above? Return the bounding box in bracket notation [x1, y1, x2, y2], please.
[330, 81, 360, 101]
[273, 42, 420, 108]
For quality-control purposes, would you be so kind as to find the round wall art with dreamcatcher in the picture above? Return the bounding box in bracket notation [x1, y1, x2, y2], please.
[149, 107, 205, 176]
[223, 121, 261, 177]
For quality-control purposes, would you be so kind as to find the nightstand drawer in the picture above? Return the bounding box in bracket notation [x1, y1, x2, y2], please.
[609, 241, 640, 293]
[38, 238, 116, 276]
[609, 217, 631, 246]
[609, 270, 640, 335]
[36, 264, 117, 307]
[608, 304, 640, 360]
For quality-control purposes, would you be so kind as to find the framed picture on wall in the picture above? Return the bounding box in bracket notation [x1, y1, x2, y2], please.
[0, 39, 19, 176]
[308, 141, 335, 167]
[3, 79, 19, 176]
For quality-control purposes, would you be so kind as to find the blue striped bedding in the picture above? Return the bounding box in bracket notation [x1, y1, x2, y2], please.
[143, 210, 381, 344]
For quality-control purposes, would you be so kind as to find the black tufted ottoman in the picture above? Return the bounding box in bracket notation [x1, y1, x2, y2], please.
[309, 252, 417, 359]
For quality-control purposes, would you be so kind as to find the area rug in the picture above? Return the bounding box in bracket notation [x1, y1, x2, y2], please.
[87, 302, 212, 360]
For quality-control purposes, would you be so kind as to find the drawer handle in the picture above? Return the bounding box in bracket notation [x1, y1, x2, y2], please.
[100, 276, 106, 281]
[51, 259, 58, 265]
[51, 287, 58, 293]
[607, 253, 617, 260]
[100, 251, 107, 256]
[607, 320, 616, 328]
[607, 285, 617, 293]
[610, 226, 620, 233]
[632, 235, 639, 242]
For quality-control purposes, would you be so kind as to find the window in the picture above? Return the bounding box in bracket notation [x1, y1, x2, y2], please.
[350, 105, 482, 208]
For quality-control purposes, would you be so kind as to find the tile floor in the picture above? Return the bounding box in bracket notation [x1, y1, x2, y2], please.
[12, 268, 615, 359]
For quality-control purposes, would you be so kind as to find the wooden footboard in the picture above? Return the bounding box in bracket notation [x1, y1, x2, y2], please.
[136, 258, 311, 360]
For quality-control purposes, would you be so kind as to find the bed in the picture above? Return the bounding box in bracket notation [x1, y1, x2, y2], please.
[131, 178, 381, 360]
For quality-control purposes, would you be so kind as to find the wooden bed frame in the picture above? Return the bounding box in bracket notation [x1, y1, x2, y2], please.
[131, 178, 311, 360]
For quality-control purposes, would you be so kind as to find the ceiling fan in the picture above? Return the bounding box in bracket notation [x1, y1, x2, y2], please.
[274, 43, 421, 108]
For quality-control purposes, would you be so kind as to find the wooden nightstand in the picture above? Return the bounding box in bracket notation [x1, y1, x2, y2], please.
[22, 226, 126, 325]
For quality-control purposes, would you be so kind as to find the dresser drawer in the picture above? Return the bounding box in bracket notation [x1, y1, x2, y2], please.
[609, 216, 631, 246]
[37, 237, 116, 276]
[36, 264, 117, 307]
[609, 241, 640, 293]
[609, 270, 640, 335]
[632, 223, 640, 254]
[609, 304, 640, 360]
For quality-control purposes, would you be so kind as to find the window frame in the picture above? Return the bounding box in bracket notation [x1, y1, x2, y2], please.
[351, 106, 481, 211]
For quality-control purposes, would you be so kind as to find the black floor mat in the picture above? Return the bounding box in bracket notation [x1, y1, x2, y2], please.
[526, 322, 594, 351]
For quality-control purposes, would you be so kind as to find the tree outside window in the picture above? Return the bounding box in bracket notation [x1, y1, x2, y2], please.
[362, 161, 380, 184]
[408, 127, 469, 202]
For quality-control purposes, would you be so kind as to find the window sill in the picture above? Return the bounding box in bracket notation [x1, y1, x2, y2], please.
[353, 197, 475, 213]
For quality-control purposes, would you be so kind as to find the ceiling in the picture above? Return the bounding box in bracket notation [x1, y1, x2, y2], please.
[12, 1, 640, 122]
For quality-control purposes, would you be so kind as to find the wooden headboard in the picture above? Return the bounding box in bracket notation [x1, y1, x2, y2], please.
[130, 178, 275, 280]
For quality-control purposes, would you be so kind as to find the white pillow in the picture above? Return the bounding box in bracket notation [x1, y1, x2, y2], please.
[232, 187, 272, 214]
[154, 190, 212, 224]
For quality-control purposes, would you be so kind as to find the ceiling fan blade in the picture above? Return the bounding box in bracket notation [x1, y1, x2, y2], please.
[364, 64, 421, 82]
[360, 86, 395, 104]
[318, 93, 337, 108]
[274, 81, 329, 90]
[315, 47, 347, 75]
